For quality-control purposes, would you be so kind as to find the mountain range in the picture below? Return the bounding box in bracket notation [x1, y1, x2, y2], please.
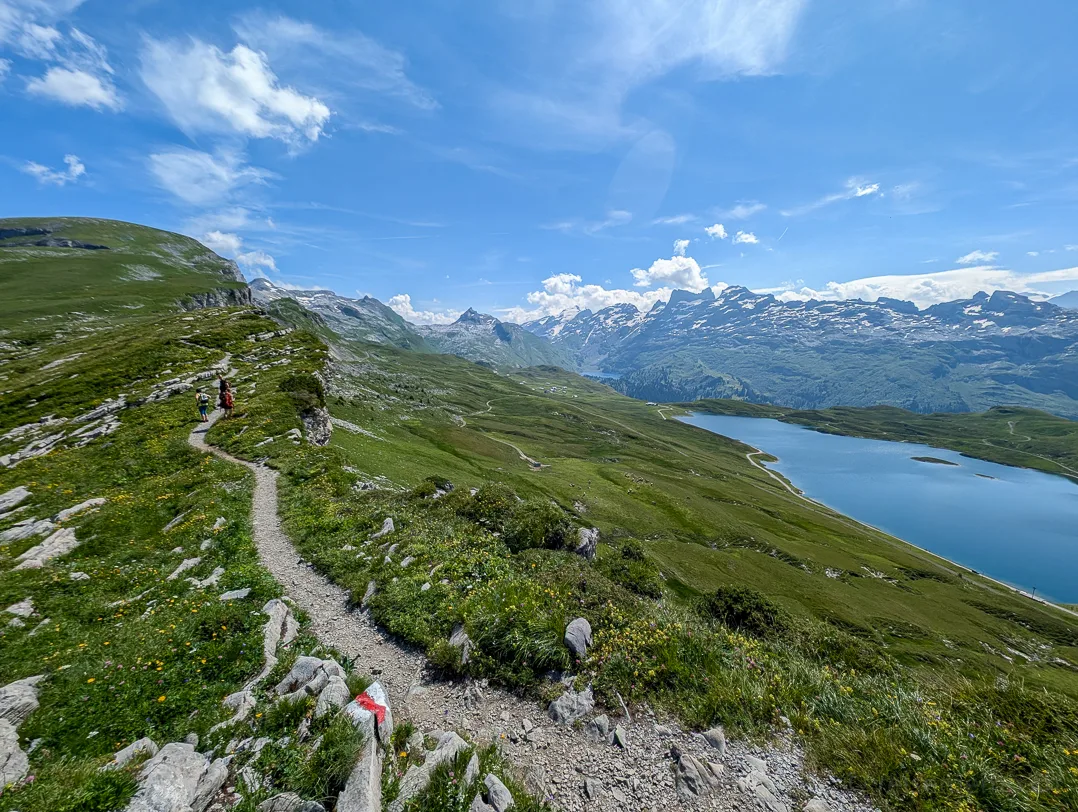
[250, 270, 1078, 418]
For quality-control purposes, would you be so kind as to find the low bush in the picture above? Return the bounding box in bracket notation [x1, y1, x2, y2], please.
[698, 585, 789, 639]
[458, 483, 518, 528]
[502, 501, 574, 553]
[278, 371, 326, 414]
[597, 541, 663, 598]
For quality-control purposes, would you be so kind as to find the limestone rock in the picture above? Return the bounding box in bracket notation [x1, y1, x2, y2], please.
[548, 686, 594, 725]
[563, 617, 592, 659]
[804, 800, 831, 812]
[54, 497, 106, 523]
[574, 527, 599, 560]
[4, 599, 33, 618]
[584, 714, 609, 743]
[336, 738, 381, 812]
[314, 675, 351, 719]
[388, 732, 469, 812]
[257, 793, 304, 812]
[219, 588, 251, 601]
[0, 486, 31, 513]
[14, 527, 79, 569]
[613, 725, 629, 749]
[0, 719, 28, 787]
[704, 725, 727, 757]
[70, 571, 90, 581]
[124, 742, 227, 812]
[113, 737, 159, 768]
[302, 407, 333, 446]
[0, 675, 44, 726]
[672, 746, 723, 799]
[362, 581, 377, 608]
[370, 518, 395, 539]
[470, 795, 495, 812]
[463, 752, 480, 788]
[484, 774, 514, 811]
[166, 557, 201, 581]
[0, 518, 55, 543]
[449, 624, 473, 666]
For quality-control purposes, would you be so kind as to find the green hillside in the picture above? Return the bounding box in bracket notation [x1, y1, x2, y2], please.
[2, 219, 1077, 811]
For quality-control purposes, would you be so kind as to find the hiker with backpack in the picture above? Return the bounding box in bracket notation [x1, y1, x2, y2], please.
[223, 384, 235, 419]
[195, 389, 211, 422]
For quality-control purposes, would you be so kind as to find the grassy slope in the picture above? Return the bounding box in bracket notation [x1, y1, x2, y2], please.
[225, 327, 1078, 810]
[0, 220, 547, 811]
[0, 216, 245, 339]
[685, 400, 1078, 484]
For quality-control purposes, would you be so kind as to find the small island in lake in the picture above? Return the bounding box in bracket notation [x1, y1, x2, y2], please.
[911, 455, 959, 466]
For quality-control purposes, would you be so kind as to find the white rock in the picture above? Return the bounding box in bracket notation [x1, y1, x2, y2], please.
[484, 774, 514, 812]
[548, 686, 594, 725]
[0, 518, 55, 543]
[14, 527, 79, 569]
[0, 719, 28, 787]
[804, 800, 831, 812]
[449, 624, 473, 666]
[124, 742, 226, 812]
[315, 675, 351, 719]
[257, 793, 304, 812]
[336, 737, 382, 812]
[704, 726, 727, 757]
[370, 518, 394, 539]
[0, 486, 31, 513]
[219, 588, 251, 601]
[0, 675, 45, 726]
[574, 527, 599, 560]
[166, 557, 201, 581]
[4, 599, 34, 618]
[564, 617, 592, 658]
[70, 571, 90, 581]
[113, 737, 159, 767]
[53, 497, 106, 523]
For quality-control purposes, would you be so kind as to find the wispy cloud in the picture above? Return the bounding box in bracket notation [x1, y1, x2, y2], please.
[716, 200, 766, 219]
[955, 249, 999, 265]
[21, 152, 84, 185]
[543, 209, 632, 235]
[148, 147, 273, 207]
[652, 213, 696, 226]
[781, 177, 882, 216]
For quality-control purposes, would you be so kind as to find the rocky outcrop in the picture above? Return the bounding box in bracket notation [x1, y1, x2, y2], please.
[0, 486, 31, 512]
[302, 407, 333, 446]
[336, 738, 381, 812]
[575, 527, 599, 560]
[54, 496, 106, 522]
[124, 742, 228, 812]
[179, 286, 254, 311]
[0, 676, 45, 790]
[449, 624, 474, 666]
[0, 518, 55, 543]
[14, 527, 79, 569]
[672, 745, 725, 799]
[387, 732, 469, 812]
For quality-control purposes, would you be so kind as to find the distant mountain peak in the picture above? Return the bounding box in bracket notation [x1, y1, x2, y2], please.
[455, 308, 497, 326]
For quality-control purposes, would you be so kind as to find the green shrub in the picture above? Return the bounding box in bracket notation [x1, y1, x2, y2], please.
[423, 475, 454, 491]
[698, 585, 788, 638]
[289, 715, 365, 799]
[502, 501, 574, 553]
[278, 372, 326, 414]
[459, 483, 518, 528]
[260, 694, 311, 737]
[410, 480, 438, 499]
[598, 542, 663, 599]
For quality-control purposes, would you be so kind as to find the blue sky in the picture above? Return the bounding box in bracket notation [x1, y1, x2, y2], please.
[2, 0, 1078, 323]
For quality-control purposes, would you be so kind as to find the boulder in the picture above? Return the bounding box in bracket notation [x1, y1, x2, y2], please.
[470, 795, 495, 812]
[584, 714, 609, 743]
[276, 657, 324, 694]
[0, 675, 44, 726]
[612, 725, 629, 749]
[370, 518, 395, 539]
[484, 774, 514, 811]
[563, 617, 592, 659]
[219, 588, 251, 601]
[124, 742, 227, 812]
[336, 738, 381, 812]
[0, 518, 55, 543]
[463, 752, 480, 788]
[584, 777, 604, 799]
[166, 557, 201, 581]
[704, 725, 727, 757]
[4, 599, 33, 618]
[574, 527, 599, 560]
[314, 675, 351, 719]
[672, 747, 723, 799]
[302, 407, 333, 446]
[548, 686, 594, 725]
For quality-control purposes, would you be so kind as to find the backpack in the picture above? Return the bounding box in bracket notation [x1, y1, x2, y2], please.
[197, 392, 210, 405]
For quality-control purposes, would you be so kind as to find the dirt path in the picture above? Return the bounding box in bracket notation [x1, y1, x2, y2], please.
[186, 414, 869, 812]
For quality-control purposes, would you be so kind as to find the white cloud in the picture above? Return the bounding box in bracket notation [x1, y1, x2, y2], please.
[21, 152, 84, 185]
[955, 249, 999, 265]
[0, 58, 10, 81]
[201, 230, 244, 257]
[673, 238, 690, 256]
[149, 148, 272, 207]
[1066, 245, 1078, 252]
[387, 293, 459, 325]
[718, 201, 766, 219]
[631, 254, 709, 290]
[732, 230, 758, 245]
[491, 0, 807, 147]
[652, 213, 695, 226]
[773, 265, 1078, 309]
[501, 273, 676, 322]
[236, 249, 277, 275]
[140, 37, 331, 145]
[16, 21, 61, 58]
[705, 223, 727, 239]
[234, 13, 436, 111]
[25, 65, 120, 109]
[781, 177, 883, 216]
[1027, 251, 1040, 257]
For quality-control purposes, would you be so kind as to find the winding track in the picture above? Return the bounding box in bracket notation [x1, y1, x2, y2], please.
[186, 411, 869, 812]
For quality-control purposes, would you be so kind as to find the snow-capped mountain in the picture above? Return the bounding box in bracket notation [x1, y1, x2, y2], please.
[524, 286, 1078, 416]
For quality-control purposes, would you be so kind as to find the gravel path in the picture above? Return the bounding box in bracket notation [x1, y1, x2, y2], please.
[188, 412, 873, 812]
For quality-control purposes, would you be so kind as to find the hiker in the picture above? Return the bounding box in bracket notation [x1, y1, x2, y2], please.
[223, 383, 235, 419]
[195, 388, 211, 422]
[218, 376, 229, 411]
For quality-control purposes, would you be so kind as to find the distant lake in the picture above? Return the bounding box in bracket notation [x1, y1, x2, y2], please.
[680, 413, 1078, 603]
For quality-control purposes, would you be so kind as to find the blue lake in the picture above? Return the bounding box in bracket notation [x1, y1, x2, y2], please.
[679, 413, 1078, 603]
